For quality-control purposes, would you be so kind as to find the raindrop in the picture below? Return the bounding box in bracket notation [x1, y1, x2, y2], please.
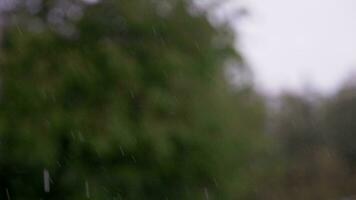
[81, 0, 99, 4]
[194, 41, 201, 51]
[131, 155, 136, 163]
[151, 27, 157, 36]
[129, 91, 134, 98]
[43, 169, 50, 193]
[119, 146, 125, 156]
[50, 93, 56, 102]
[78, 131, 84, 142]
[204, 187, 209, 200]
[5, 188, 10, 200]
[70, 130, 76, 140]
[213, 177, 218, 187]
[85, 181, 90, 198]
[16, 24, 23, 35]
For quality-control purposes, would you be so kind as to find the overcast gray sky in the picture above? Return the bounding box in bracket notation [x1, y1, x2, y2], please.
[229, 0, 356, 94]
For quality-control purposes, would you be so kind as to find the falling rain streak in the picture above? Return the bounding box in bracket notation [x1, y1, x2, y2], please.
[85, 181, 90, 198]
[204, 187, 209, 200]
[43, 169, 50, 193]
[5, 188, 10, 200]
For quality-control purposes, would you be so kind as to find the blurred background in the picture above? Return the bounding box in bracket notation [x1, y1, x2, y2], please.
[0, 0, 356, 199]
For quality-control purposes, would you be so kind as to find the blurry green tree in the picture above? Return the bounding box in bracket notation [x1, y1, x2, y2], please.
[0, 0, 265, 199]
[323, 85, 356, 168]
[266, 90, 356, 200]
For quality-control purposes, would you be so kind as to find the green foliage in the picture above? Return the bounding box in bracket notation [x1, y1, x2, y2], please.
[266, 89, 356, 199]
[0, 0, 265, 199]
[323, 86, 356, 167]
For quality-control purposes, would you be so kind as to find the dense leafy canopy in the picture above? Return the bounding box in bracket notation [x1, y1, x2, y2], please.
[0, 0, 265, 199]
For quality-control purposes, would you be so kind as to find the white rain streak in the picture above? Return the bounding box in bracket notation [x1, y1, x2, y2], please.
[204, 187, 209, 200]
[5, 188, 10, 200]
[131, 155, 136, 163]
[85, 181, 90, 198]
[120, 146, 125, 156]
[78, 131, 84, 142]
[43, 169, 50, 193]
